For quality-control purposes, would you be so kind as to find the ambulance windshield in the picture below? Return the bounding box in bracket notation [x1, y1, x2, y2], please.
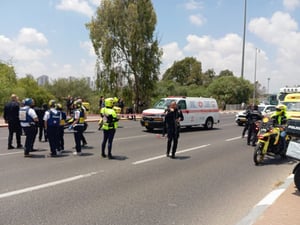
[153, 99, 176, 109]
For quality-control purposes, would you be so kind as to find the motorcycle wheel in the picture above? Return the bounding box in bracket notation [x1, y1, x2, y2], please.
[253, 143, 264, 166]
[294, 164, 300, 192]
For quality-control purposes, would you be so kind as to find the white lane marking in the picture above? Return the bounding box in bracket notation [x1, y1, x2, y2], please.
[256, 189, 285, 206]
[0, 172, 99, 199]
[226, 136, 242, 141]
[132, 144, 210, 165]
[116, 135, 149, 140]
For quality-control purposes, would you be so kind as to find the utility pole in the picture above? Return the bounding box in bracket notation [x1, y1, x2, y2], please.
[253, 48, 260, 105]
[241, 0, 247, 79]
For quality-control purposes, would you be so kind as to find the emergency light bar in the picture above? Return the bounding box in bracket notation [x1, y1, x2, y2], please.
[280, 86, 300, 93]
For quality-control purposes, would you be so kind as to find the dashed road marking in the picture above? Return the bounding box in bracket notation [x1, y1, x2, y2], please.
[132, 144, 210, 165]
[0, 171, 99, 199]
[226, 136, 242, 141]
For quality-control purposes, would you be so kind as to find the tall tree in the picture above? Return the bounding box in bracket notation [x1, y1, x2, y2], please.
[218, 69, 234, 77]
[207, 76, 252, 106]
[0, 62, 18, 112]
[87, 0, 162, 106]
[162, 57, 203, 85]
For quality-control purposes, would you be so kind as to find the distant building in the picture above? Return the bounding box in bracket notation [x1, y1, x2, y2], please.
[37, 75, 49, 86]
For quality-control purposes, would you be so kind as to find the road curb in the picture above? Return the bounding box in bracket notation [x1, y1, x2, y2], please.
[0, 110, 238, 128]
[235, 174, 294, 225]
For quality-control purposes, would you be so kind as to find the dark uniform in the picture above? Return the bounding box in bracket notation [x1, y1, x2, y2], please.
[81, 105, 88, 147]
[4, 94, 22, 149]
[247, 105, 262, 146]
[56, 104, 66, 151]
[165, 102, 184, 158]
[35, 103, 48, 142]
[44, 101, 61, 157]
[70, 101, 85, 155]
[19, 98, 38, 157]
[242, 105, 252, 138]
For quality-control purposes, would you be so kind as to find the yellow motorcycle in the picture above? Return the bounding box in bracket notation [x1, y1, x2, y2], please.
[253, 117, 290, 165]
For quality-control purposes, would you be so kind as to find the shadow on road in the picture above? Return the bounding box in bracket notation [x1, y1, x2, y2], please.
[107, 155, 128, 161]
[171, 155, 190, 160]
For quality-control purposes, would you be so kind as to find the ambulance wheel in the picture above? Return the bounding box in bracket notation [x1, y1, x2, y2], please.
[205, 118, 213, 130]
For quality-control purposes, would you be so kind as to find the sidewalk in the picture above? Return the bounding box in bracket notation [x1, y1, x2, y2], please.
[253, 177, 300, 225]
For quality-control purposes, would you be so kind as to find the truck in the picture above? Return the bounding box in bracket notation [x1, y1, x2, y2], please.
[283, 93, 300, 120]
[140, 96, 220, 131]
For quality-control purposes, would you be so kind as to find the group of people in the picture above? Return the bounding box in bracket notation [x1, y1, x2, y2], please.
[3, 94, 87, 157]
[4, 94, 185, 160]
[242, 103, 290, 149]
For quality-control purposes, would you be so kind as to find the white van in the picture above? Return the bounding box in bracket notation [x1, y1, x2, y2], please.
[140, 96, 220, 131]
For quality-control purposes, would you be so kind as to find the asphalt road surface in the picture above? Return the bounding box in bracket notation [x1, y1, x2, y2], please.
[0, 114, 296, 225]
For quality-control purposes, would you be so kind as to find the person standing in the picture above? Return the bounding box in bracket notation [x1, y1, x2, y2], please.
[19, 98, 38, 157]
[69, 100, 85, 156]
[3, 94, 23, 149]
[100, 98, 119, 159]
[247, 105, 262, 146]
[44, 100, 61, 157]
[242, 104, 252, 138]
[35, 103, 48, 142]
[99, 96, 104, 111]
[165, 101, 184, 158]
[56, 103, 66, 151]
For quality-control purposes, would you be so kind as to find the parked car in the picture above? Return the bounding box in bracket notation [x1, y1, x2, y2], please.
[235, 104, 277, 126]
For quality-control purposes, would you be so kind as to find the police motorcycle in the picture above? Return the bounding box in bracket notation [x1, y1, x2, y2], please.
[285, 119, 300, 191]
[253, 116, 290, 165]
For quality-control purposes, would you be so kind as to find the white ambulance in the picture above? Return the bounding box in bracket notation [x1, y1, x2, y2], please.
[140, 96, 220, 131]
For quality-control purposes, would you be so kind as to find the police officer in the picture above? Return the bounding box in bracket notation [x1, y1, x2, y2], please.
[4, 94, 23, 149]
[56, 103, 66, 151]
[70, 100, 86, 156]
[165, 101, 184, 158]
[242, 104, 252, 138]
[100, 98, 119, 159]
[271, 104, 290, 151]
[44, 100, 61, 157]
[247, 105, 262, 146]
[35, 103, 48, 142]
[19, 98, 39, 157]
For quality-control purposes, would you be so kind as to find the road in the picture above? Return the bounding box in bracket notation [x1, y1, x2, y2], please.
[0, 114, 296, 225]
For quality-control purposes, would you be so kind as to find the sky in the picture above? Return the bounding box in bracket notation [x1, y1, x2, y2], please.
[1, 0, 300, 94]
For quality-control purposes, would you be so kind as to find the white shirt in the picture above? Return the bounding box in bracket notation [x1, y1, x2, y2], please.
[43, 108, 58, 121]
[20, 106, 38, 127]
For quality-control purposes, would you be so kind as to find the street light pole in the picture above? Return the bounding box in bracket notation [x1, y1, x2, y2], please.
[267, 77, 270, 95]
[241, 0, 247, 79]
[253, 48, 259, 105]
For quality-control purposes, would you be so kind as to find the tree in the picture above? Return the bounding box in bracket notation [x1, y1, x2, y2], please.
[87, 0, 162, 107]
[207, 76, 252, 107]
[202, 69, 216, 86]
[162, 57, 203, 85]
[0, 62, 18, 113]
[17, 75, 54, 107]
[45, 78, 92, 100]
[218, 69, 234, 77]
